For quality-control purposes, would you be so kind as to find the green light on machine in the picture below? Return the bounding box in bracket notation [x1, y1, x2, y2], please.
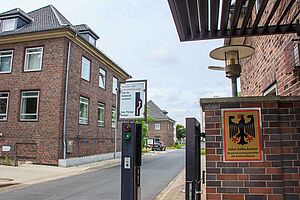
[125, 132, 131, 141]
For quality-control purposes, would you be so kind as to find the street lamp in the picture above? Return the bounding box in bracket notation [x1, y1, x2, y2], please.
[209, 45, 255, 97]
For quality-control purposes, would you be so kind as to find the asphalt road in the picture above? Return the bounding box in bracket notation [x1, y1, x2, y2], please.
[0, 149, 184, 200]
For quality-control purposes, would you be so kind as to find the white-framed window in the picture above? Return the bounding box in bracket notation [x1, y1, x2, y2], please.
[0, 92, 9, 121]
[81, 57, 91, 81]
[98, 103, 105, 127]
[112, 107, 116, 128]
[24, 47, 43, 71]
[155, 123, 161, 131]
[88, 35, 96, 46]
[79, 96, 89, 125]
[99, 67, 106, 89]
[0, 50, 13, 73]
[1, 19, 16, 32]
[20, 91, 39, 121]
[112, 77, 118, 95]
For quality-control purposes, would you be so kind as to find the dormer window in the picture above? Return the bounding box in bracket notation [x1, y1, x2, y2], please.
[1, 18, 16, 32]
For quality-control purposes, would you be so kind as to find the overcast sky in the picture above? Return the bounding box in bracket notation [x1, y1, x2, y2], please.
[1, 0, 231, 125]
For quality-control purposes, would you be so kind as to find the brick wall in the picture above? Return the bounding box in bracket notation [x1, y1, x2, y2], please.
[201, 96, 300, 200]
[0, 37, 126, 165]
[0, 38, 68, 165]
[64, 40, 124, 158]
[241, 1, 300, 96]
[148, 120, 175, 146]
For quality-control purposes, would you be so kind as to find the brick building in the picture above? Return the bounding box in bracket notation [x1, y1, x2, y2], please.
[0, 5, 130, 165]
[238, 1, 300, 96]
[147, 100, 175, 146]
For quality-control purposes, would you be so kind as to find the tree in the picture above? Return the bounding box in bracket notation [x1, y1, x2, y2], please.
[135, 109, 154, 149]
[176, 124, 186, 141]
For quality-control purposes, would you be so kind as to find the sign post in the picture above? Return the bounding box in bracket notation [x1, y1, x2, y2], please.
[120, 80, 147, 200]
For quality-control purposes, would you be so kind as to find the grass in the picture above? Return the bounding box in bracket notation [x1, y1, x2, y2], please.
[168, 144, 185, 149]
[0, 156, 16, 166]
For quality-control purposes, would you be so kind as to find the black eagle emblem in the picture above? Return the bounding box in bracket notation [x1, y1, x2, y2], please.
[229, 114, 255, 145]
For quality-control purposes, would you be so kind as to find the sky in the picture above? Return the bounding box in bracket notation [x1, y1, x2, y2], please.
[1, 0, 232, 125]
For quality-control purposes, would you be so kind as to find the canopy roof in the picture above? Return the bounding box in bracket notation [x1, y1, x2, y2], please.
[168, 0, 300, 41]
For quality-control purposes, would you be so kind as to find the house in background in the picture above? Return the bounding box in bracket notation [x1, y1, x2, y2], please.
[147, 100, 175, 147]
[0, 5, 130, 166]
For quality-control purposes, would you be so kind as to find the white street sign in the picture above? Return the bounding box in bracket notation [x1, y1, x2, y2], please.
[2, 145, 11, 152]
[119, 80, 147, 120]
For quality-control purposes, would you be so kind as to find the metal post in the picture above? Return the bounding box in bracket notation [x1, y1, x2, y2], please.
[231, 77, 238, 97]
[186, 118, 201, 200]
[121, 123, 142, 200]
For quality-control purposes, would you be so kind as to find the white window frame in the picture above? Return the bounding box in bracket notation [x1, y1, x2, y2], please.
[81, 57, 91, 81]
[88, 35, 96, 46]
[1, 19, 16, 32]
[98, 103, 105, 127]
[112, 107, 116, 128]
[79, 96, 89, 125]
[24, 47, 43, 72]
[263, 83, 278, 96]
[113, 77, 118, 95]
[155, 123, 161, 131]
[20, 91, 39, 121]
[0, 50, 13, 73]
[99, 67, 106, 89]
[0, 92, 9, 121]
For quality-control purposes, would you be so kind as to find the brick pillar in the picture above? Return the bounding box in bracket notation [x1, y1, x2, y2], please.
[201, 96, 300, 200]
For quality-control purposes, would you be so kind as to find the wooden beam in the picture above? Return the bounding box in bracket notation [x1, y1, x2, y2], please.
[261, 0, 281, 33]
[220, 0, 231, 34]
[275, 0, 296, 31]
[185, 0, 200, 39]
[168, 0, 190, 41]
[240, 0, 255, 33]
[198, 0, 208, 36]
[210, 0, 220, 36]
[229, 0, 244, 36]
[251, 0, 268, 33]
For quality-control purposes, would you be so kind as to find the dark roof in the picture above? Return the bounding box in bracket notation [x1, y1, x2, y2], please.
[0, 5, 72, 36]
[168, 0, 300, 41]
[74, 24, 100, 39]
[0, 5, 130, 78]
[148, 100, 175, 123]
[0, 8, 33, 21]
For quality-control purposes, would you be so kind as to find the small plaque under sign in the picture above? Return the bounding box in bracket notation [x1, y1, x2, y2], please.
[2, 146, 11, 152]
[124, 157, 130, 169]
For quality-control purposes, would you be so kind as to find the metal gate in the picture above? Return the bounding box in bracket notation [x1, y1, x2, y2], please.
[185, 118, 205, 200]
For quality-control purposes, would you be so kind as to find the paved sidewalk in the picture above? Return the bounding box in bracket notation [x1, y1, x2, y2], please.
[0, 150, 172, 192]
[154, 168, 185, 200]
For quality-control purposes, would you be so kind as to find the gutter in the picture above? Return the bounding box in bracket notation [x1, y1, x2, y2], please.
[63, 41, 71, 159]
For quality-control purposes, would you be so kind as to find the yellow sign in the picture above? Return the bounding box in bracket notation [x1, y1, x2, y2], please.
[222, 108, 263, 162]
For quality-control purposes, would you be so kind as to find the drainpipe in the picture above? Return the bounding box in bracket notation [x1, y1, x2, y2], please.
[63, 41, 71, 160]
[114, 87, 118, 159]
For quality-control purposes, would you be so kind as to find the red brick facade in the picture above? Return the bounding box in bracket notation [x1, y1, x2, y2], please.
[201, 97, 300, 200]
[0, 36, 127, 165]
[240, 1, 300, 96]
[147, 120, 175, 146]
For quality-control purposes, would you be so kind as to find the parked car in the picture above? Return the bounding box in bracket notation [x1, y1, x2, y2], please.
[152, 142, 166, 151]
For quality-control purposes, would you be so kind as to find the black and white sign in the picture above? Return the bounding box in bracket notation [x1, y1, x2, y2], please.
[2, 145, 11, 152]
[119, 80, 147, 120]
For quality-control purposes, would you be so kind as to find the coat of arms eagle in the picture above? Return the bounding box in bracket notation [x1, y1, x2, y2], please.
[229, 114, 255, 145]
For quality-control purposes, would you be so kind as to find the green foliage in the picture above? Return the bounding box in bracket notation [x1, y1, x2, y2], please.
[136, 108, 154, 149]
[168, 143, 185, 149]
[176, 124, 186, 140]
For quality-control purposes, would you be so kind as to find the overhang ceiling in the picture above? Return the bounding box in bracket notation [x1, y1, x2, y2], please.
[168, 0, 300, 41]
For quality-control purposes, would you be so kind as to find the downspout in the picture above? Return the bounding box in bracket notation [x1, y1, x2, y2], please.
[63, 41, 71, 160]
[114, 87, 118, 159]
